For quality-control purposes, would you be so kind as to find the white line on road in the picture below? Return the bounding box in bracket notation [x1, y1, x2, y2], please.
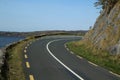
[76, 55, 83, 59]
[66, 48, 69, 51]
[64, 44, 67, 48]
[70, 51, 74, 54]
[46, 39, 84, 80]
[88, 61, 98, 67]
[109, 71, 120, 77]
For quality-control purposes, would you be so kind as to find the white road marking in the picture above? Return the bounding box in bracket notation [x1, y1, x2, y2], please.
[64, 44, 67, 48]
[109, 71, 120, 77]
[66, 48, 69, 51]
[64, 44, 69, 51]
[76, 55, 83, 59]
[46, 40, 84, 80]
[88, 61, 98, 67]
[70, 51, 74, 54]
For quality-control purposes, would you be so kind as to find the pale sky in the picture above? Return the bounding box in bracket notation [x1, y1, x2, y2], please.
[0, 0, 99, 32]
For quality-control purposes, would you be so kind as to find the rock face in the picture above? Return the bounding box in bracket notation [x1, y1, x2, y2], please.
[83, 1, 120, 54]
[0, 49, 4, 79]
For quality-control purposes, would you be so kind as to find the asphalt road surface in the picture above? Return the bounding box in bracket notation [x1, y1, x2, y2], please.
[23, 36, 120, 80]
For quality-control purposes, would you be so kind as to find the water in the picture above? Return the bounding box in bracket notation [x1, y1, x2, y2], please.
[0, 36, 24, 48]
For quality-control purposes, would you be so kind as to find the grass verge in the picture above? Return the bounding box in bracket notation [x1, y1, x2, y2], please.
[67, 41, 120, 75]
[6, 38, 35, 80]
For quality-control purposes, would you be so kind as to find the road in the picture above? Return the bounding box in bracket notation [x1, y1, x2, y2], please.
[23, 36, 120, 80]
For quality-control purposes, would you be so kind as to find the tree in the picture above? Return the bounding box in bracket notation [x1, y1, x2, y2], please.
[95, 0, 119, 14]
[89, 26, 92, 30]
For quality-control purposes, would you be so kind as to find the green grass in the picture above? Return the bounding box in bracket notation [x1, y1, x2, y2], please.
[6, 38, 35, 80]
[67, 42, 120, 75]
[7, 41, 27, 80]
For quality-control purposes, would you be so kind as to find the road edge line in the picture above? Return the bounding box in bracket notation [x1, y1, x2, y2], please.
[46, 40, 84, 80]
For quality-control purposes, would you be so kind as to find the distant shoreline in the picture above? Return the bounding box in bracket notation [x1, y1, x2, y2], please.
[0, 36, 24, 48]
[0, 30, 87, 37]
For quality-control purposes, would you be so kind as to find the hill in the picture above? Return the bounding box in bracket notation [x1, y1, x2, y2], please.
[67, 0, 120, 75]
[83, 0, 120, 54]
[0, 30, 87, 37]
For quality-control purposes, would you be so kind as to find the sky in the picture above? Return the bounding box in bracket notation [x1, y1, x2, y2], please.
[0, 0, 99, 32]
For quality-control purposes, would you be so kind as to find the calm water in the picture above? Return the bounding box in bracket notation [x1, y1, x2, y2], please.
[0, 36, 24, 48]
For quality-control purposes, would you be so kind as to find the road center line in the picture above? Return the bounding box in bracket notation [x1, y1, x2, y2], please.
[46, 39, 84, 80]
[26, 62, 30, 68]
[29, 75, 34, 80]
[25, 46, 27, 49]
[24, 54, 28, 59]
[24, 50, 27, 53]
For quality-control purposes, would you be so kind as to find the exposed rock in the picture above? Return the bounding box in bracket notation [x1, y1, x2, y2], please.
[83, 1, 120, 54]
[0, 49, 4, 79]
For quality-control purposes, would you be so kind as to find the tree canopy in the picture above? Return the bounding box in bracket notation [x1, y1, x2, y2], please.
[95, 0, 119, 14]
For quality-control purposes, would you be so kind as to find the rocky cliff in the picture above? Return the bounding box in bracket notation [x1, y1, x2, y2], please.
[83, 1, 120, 54]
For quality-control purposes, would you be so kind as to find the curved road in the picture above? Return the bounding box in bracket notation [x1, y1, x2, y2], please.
[23, 36, 120, 80]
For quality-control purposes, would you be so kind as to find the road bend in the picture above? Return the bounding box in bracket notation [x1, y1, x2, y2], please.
[23, 36, 120, 80]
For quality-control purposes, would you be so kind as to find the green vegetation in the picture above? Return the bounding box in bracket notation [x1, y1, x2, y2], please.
[83, 0, 120, 54]
[7, 41, 26, 80]
[95, 0, 119, 14]
[5, 34, 81, 80]
[72, 0, 120, 76]
[67, 41, 120, 75]
[6, 37, 35, 80]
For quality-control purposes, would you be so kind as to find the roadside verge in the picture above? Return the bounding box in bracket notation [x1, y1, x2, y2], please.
[66, 41, 120, 77]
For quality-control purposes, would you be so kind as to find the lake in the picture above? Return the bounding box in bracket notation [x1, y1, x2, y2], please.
[0, 36, 24, 48]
